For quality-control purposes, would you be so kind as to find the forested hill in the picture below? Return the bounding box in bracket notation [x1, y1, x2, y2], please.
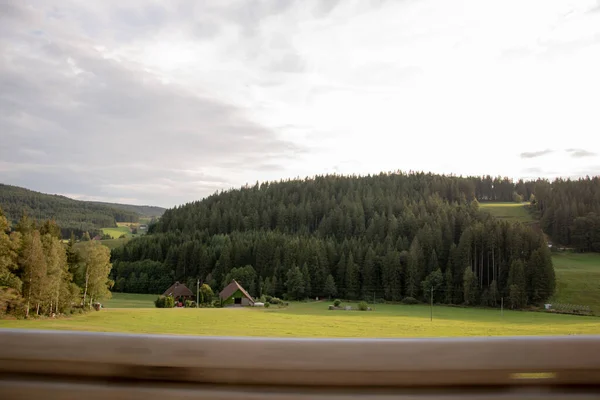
[111, 172, 555, 309]
[533, 178, 600, 251]
[88, 202, 165, 218]
[0, 184, 159, 238]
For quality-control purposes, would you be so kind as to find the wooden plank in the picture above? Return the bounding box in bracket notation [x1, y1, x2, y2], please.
[2, 379, 600, 400]
[1, 330, 600, 388]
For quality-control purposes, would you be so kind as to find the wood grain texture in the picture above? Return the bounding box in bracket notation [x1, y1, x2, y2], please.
[1, 330, 600, 394]
[2, 379, 600, 400]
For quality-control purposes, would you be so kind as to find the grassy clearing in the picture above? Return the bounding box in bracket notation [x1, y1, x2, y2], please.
[479, 202, 534, 223]
[73, 238, 130, 251]
[117, 222, 139, 229]
[102, 293, 157, 308]
[2, 297, 599, 337]
[102, 226, 132, 239]
[551, 252, 600, 313]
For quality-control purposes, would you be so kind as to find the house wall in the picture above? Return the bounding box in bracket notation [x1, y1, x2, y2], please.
[223, 289, 252, 307]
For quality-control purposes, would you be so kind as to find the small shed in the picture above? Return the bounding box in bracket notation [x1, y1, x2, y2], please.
[163, 282, 194, 303]
[219, 280, 255, 307]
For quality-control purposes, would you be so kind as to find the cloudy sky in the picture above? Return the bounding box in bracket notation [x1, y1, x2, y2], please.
[1, 0, 600, 207]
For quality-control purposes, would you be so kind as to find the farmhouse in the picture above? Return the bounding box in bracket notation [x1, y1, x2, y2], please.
[163, 282, 194, 303]
[219, 280, 255, 307]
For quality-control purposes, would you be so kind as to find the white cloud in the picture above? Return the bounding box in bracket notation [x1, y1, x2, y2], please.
[1, 0, 600, 206]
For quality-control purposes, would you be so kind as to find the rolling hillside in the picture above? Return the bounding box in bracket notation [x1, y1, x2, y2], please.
[89, 201, 164, 218]
[0, 183, 162, 238]
[110, 173, 555, 313]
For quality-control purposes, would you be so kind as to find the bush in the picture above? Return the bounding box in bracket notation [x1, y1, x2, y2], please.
[265, 295, 273, 302]
[259, 295, 266, 303]
[376, 298, 386, 304]
[358, 301, 368, 311]
[264, 302, 270, 308]
[212, 299, 223, 308]
[401, 296, 419, 305]
[270, 297, 282, 305]
[166, 296, 175, 308]
[184, 300, 197, 308]
[155, 295, 175, 308]
[333, 299, 342, 307]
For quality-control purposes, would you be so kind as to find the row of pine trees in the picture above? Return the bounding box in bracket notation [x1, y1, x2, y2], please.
[111, 173, 556, 309]
[534, 177, 600, 251]
[0, 209, 113, 317]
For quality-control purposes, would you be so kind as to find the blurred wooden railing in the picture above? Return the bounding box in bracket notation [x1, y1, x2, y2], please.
[1, 329, 600, 399]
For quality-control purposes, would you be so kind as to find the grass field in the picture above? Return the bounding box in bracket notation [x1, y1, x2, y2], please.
[102, 226, 133, 239]
[73, 237, 130, 251]
[116, 222, 138, 229]
[102, 293, 158, 308]
[479, 202, 534, 223]
[1, 294, 599, 337]
[551, 252, 600, 313]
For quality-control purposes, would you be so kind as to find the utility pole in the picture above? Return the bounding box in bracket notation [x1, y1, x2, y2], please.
[430, 286, 433, 321]
[197, 279, 200, 308]
[373, 292, 375, 304]
[501, 297, 504, 317]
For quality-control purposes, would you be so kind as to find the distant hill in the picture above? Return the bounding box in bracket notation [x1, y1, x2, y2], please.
[111, 172, 555, 312]
[0, 183, 163, 238]
[88, 202, 165, 218]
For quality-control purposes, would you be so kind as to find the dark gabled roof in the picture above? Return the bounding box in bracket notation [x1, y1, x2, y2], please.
[162, 282, 194, 297]
[219, 280, 254, 303]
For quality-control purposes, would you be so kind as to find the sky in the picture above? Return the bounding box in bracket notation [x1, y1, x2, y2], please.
[1, 0, 600, 208]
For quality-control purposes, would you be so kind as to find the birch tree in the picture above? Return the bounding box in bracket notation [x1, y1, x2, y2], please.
[20, 231, 47, 317]
[79, 242, 112, 308]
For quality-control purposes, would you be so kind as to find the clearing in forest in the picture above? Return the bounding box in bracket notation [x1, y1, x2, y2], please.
[479, 202, 534, 223]
[101, 226, 133, 239]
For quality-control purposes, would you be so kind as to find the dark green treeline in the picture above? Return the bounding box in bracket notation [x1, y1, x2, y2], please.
[111, 172, 555, 308]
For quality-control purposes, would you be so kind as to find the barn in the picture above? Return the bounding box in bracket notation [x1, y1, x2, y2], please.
[219, 280, 255, 307]
[163, 282, 194, 304]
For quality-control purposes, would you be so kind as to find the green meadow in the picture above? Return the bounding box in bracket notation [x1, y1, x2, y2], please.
[101, 226, 133, 239]
[2, 294, 599, 338]
[479, 202, 534, 223]
[551, 252, 600, 313]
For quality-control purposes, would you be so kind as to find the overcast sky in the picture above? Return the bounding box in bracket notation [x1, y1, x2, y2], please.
[1, 0, 600, 207]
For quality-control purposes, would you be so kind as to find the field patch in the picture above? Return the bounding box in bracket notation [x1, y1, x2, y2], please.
[102, 226, 132, 239]
[551, 252, 600, 314]
[73, 238, 130, 251]
[2, 299, 599, 337]
[479, 202, 534, 223]
[102, 293, 157, 308]
[117, 222, 139, 228]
